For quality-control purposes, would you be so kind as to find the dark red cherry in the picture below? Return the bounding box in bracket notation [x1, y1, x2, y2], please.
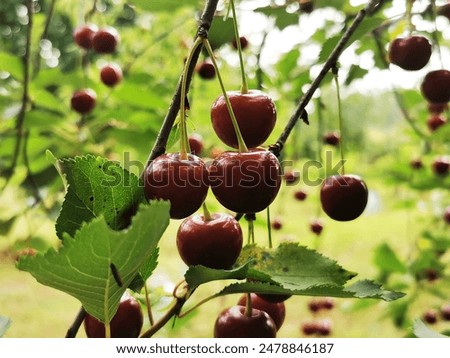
[440, 304, 450, 320]
[410, 158, 423, 170]
[421, 70, 450, 104]
[92, 27, 119, 54]
[209, 149, 281, 214]
[214, 305, 277, 338]
[211, 90, 276, 149]
[299, 0, 314, 13]
[71, 89, 97, 114]
[231, 36, 249, 50]
[73, 24, 97, 50]
[237, 294, 286, 330]
[309, 219, 324, 235]
[320, 174, 368, 221]
[294, 190, 307, 201]
[423, 309, 438, 324]
[323, 131, 340, 146]
[432, 156, 450, 176]
[176, 213, 243, 269]
[100, 63, 122, 87]
[256, 293, 291, 304]
[84, 292, 143, 338]
[428, 102, 448, 114]
[196, 60, 216, 80]
[388, 35, 432, 71]
[188, 133, 204, 156]
[143, 153, 209, 219]
[301, 321, 318, 335]
[438, 3, 450, 20]
[271, 218, 282, 230]
[427, 114, 447, 132]
[284, 170, 300, 185]
[444, 207, 450, 224]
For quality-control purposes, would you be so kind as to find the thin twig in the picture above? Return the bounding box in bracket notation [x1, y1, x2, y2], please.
[65, 307, 86, 338]
[255, 31, 269, 90]
[271, 0, 382, 157]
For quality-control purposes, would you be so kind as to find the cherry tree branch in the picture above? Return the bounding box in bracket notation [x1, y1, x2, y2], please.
[270, 0, 382, 156]
[143, 0, 220, 169]
[65, 307, 86, 338]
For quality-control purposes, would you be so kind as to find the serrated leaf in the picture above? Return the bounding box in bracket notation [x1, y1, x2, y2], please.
[0, 316, 12, 337]
[319, 17, 385, 62]
[18, 202, 170, 323]
[374, 243, 407, 273]
[55, 155, 145, 239]
[128, 248, 159, 292]
[413, 319, 449, 338]
[207, 16, 236, 50]
[255, 6, 299, 30]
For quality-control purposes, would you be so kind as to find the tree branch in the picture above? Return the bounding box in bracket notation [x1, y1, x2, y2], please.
[65, 307, 86, 338]
[143, 0, 220, 169]
[270, 0, 382, 156]
[32, 0, 56, 77]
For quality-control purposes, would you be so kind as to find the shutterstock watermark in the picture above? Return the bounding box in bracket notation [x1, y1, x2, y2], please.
[99, 151, 346, 188]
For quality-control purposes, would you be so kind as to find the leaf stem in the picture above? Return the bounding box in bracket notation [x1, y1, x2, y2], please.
[266, 206, 273, 249]
[229, 0, 248, 94]
[333, 67, 345, 175]
[203, 38, 248, 153]
[271, 0, 381, 157]
[244, 293, 252, 317]
[65, 307, 86, 338]
[144, 284, 154, 326]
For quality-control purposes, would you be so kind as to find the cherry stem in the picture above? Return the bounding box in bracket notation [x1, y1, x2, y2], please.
[430, 0, 444, 69]
[229, 0, 248, 94]
[144, 283, 154, 326]
[406, 0, 414, 34]
[203, 38, 248, 153]
[202, 202, 213, 221]
[104, 323, 111, 338]
[244, 293, 252, 317]
[180, 37, 203, 160]
[178, 293, 220, 318]
[333, 67, 345, 176]
[266, 206, 273, 249]
[247, 217, 255, 244]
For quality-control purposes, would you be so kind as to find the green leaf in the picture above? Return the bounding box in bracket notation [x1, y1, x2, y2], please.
[0, 316, 12, 337]
[345, 65, 368, 85]
[255, 6, 299, 30]
[128, 248, 159, 292]
[129, 0, 201, 12]
[112, 83, 166, 110]
[373, 243, 407, 274]
[0, 52, 23, 81]
[207, 16, 236, 50]
[318, 17, 385, 62]
[18, 202, 170, 323]
[413, 319, 449, 338]
[55, 155, 145, 239]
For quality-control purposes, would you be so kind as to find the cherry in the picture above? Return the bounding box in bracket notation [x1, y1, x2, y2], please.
[237, 294, 286, 331]
[284, 170, 300, 185]
[320, 174, 368, 221]
[196, 60, 216, 80]
[309, 219, 324, 235]
[84, 292, 143, 338]
[211, 90, 276, 149]
[73, 24, 97, 50]
[294, 190, 307, 201]
[271, 218, 282, 230]
[71, 89, 97, 114]
[188, 133, 204, 156]
[256, 293, 291, 304]
[209, 149, 281, 214]
[323, 131, 340, 146]
[100, 63, 122, 87]
[438, 3, 450, 20]
[444, 207, 450, 224]
[432, 156, 450, 176]
[143, 153, 209, 219]
[428, 102, 448, 114]
[427, 114, 447, 132]
[440, 304, 450, 321]
[299, 0, 314, 13]
[316, 319, 332, 336]
[176, 212, 242, 269]
[308, 298, 335, 312]
[231, 36, 249, 50]
[410, 158, 423, 170]
[423, 268, 439, 282]
[421, 70, 450, 104]
[423, 309, 438, 324]
[214, 305, 277, 338]
[92, 27, 119, 54]
[388, 35, 432, 71]
[321, 298, 335, 310]
[301, 321, 317, 335]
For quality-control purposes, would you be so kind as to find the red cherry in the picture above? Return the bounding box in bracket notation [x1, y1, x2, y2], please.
[320, 174, 368, 221]
[444, 207, 450, 224]
[71, 89, 97, 114]
[321, 297, 335, 310]
[410, 158, 423, 170]
[432, 156, 450, 176]
[423, 309, 438, 324]
[299, 0, 314, 13]
[209, 149, 281, 214]
[73, 24, 97, 50]
[237, 294, 286, 330]
[188, 134, 204, 156]
[309, 219, 324, 235]
[316, 319, 332, 336]
[196, 60, 216, 80]
[301, 321, 318, 335]
[256, 293, 291, 304]
[100, 63, 122, 87]
[92, 27, 119, 54]
[284, 170, 300, 185]
[214, 305, 277, 338]
[438, 3, 450, 20]
[421, 70, 450, 104]
[84, 292, 143, 338]
[427, 114, 447, 132]
[440, 304, 450, 321]
[176, 213, 243, 269]
[428, 102, 448, 114]
[388, 36, 432, 71]
[211, 90, 276, 149]
[231, 36, 249, 50]
[308, 300, 321, 313]
[271, 218, 282, 230]
[323, 131, 340, 146]
[143, 153, 209, 219]
[294, 190, 307, 201]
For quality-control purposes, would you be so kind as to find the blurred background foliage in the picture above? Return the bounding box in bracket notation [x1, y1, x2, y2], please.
[0, 0, 449, 337]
